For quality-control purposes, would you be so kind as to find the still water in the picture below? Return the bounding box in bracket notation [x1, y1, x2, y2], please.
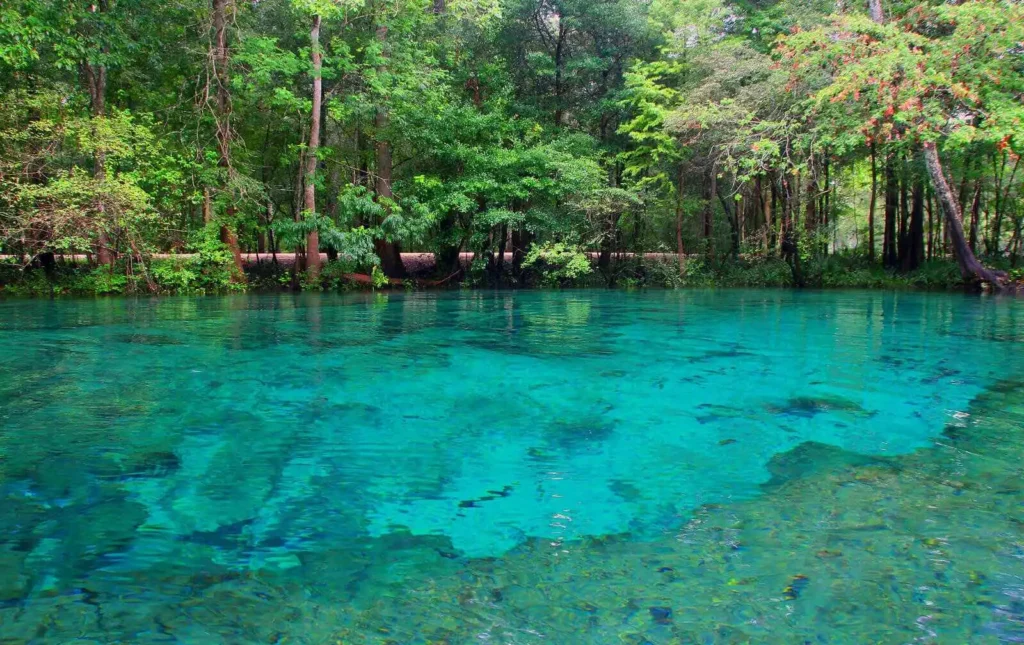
[0, 290, 1022, 643]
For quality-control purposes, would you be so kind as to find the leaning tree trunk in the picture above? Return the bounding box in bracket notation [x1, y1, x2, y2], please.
[922, 142, 1004, 288]
[302, 14, 323, 279]
[212, 0, 246, 279]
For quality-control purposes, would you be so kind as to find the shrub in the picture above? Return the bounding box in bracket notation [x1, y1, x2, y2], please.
[523, 242, 593, 287]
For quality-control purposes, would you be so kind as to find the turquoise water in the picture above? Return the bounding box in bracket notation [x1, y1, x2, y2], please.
[1, 290, 1023, 643]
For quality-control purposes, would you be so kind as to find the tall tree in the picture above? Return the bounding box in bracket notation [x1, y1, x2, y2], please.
[211, 0, 246, 279]
[371, 2, 406, 277]
[303, 13, 323, 278]
[85, 1, 113, 266]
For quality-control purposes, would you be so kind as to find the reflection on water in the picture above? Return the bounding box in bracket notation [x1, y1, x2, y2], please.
[0, 290, 1022, 643]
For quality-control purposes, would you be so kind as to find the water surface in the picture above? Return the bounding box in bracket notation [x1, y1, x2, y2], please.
[1, 290, 1022, 643]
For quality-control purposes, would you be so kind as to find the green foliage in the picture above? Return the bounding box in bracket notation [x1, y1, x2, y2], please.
[273, 211, 381, 273]
[371, 265, 389, 290]
[523, 242, 593, 286]
[779, 2, 1024, 153]
[0, 0, 1019, 295]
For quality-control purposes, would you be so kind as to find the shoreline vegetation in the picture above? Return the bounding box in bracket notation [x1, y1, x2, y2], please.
[2, 250, 1020, 296]
[2, 1, 1023, 297]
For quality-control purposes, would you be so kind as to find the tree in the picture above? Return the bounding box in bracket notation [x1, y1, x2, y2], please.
[211, 0, 246, 279]
[780, 2, 1024, 286]
[303, 12, 324, 278]
[370, 1, 406, 277]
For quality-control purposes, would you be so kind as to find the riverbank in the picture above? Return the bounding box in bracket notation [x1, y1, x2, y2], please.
[0, 251, 1019, 296]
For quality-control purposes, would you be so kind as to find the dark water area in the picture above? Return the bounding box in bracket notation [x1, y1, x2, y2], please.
[0, 290, 1022, 643]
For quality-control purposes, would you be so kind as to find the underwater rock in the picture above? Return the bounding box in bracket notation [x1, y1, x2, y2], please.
[545, 418, 616, 450]
[921, 367, 962, 385]
[765, 394, 873, 419]
[609, 479, 643, 502]
[456, 485, 516, 513]
[782, 574, 809, 600]
[763, 441, 887, 489]
[649, 606, 673, 625]
[689, 347, 755, 363]
[123, 451, 181, 478]
[0, 548, 28, 602]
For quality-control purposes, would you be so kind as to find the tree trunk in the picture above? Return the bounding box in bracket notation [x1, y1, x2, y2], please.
[883, 155, 898, 268]
[901, 178, 924, 271]
[868, 143, 877, 259]
[373, 109, 405, 277]
[926, 186, 934, 260]
[325, 116, 344, 224]
[703, 165, 715, 251]
[202, 187, 213, 224]
[553, 21, 566, 126]
[85, 1, 113, 266]
[805, 177, 817, 246]
[303, 14, 323, 279]
[780, 174, 804, 287]
[991, 155, 1020, 256]
[676, 164, 685, 273]
[1010, 218, 1023, 268]
[766, 175, 776, 254]
[511, 228, 530, 279]
[598, 212, 621, 281]
[212, 0, 245, 279]
[968, 179, 981, 254]
[292, 147, 306, 276]
[922, 142, 1004, 287]
[823, 153, 831, 254]
[495, 223, 508, 279]
[716, 183, 740, 258]
[739, 191, 747, 248]
[373, 18, 406, 278]
[898, 169, 908, 263]
[793, 169, 802, 232]
[868, 0, 884, 23]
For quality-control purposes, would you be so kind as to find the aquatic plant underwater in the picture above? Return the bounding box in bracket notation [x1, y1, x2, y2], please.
[0, 290, 1022, 643]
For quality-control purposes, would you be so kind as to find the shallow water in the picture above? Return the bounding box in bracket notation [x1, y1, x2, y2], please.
[0, 289, 1022, 643]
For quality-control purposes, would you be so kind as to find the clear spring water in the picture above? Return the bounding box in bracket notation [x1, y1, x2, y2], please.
[1, 289, 1023, 643]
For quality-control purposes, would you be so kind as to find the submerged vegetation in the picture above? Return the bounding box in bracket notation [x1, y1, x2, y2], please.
[1, 290, 1022, 642]
[1, 0, 1022, 295]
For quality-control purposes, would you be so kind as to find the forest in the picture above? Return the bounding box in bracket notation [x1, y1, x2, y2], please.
[1, 0, 1023, 294]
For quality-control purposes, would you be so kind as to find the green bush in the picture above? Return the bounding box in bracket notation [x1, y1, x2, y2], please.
[523, 242, 593, 287]
[0, 225, 245, 296]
